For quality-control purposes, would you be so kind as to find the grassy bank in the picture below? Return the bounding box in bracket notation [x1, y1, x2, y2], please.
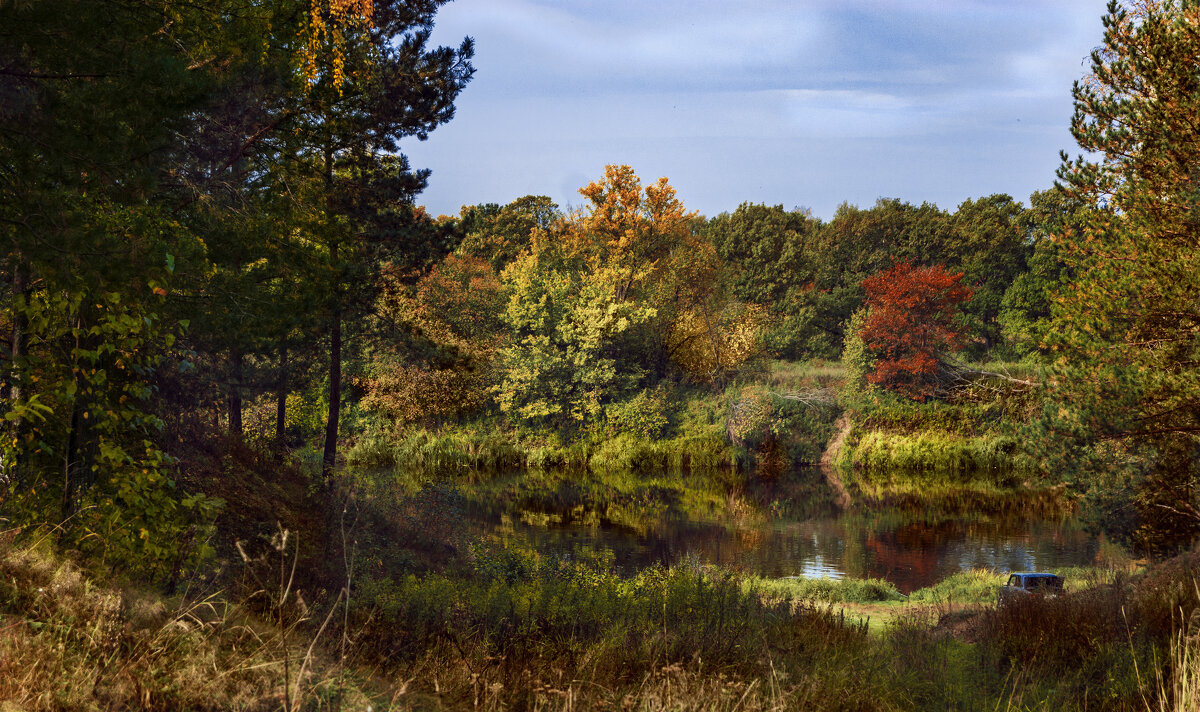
[833, 361, 1052, 498]
[344, 361, 844, 489]
[835, 426, 1033, 487]
[4, 531, 1197, 711]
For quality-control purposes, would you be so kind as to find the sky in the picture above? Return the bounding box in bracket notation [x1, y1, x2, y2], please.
[403, 0, 1105, 221]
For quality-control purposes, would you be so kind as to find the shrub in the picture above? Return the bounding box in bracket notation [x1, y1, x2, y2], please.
[605, 386, 670, 439]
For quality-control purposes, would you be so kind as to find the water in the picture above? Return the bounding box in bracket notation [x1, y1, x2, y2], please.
[490, 469, 1099, 594]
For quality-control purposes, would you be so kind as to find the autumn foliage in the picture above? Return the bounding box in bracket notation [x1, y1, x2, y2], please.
[858, 261, 972, 401]
[364, 255, 504, 425]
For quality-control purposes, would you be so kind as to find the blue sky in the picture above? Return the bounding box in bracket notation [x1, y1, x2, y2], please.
[404, 0, 1105, 221]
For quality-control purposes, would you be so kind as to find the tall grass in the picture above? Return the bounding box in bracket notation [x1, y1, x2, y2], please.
[906, 569, 1006, 605]
[836, 428, 1032, 485]
[6, 528, 1198, 712]
[0, 540, 378, 711]
[1151, 614, 1200, 712]
[347, 425, 738, 485]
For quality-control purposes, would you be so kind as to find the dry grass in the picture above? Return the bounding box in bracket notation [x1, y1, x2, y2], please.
[3, 520, 1198, 712]
[0, 540, 373, 711]
[1144, 580, 1200, 712]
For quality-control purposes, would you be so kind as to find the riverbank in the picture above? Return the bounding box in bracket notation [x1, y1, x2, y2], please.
[343, 360, 845, 490]
[344, 359, 1049, 504]
[3, 534, 1193, 712]
[831, 361, 1049, 499]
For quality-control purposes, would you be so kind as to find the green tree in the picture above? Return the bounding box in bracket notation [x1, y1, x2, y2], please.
[806, 199, 955, 356]
[283, 0, 474, 477]
[1030, 0, 1200, 555]
[492, 168, 683, 427]
[492, 167, 753, 426]
[0, 0, 255, 574]
[948, 194, 1030, 355]
[702, 203, 822, 359]
[495, 244, 656, 426]
[998, 188, 1096, 360]
[457, 195, 562, 273]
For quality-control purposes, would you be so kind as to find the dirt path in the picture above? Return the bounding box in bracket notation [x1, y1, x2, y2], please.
[834, 601, 989, 640]
[820, 413, 853, 509]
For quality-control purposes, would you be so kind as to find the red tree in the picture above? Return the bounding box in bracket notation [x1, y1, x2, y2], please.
[859, 260, 972, 401]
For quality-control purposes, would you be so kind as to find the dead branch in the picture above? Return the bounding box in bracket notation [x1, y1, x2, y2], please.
[771, 387, 839, 408]
[937, 357, 1037, 396]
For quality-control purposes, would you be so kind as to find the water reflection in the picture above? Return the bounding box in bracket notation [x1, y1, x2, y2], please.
[503, 471, 1098, 594]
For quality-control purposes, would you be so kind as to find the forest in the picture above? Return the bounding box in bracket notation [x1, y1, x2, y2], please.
[1, 0, 1199, 710]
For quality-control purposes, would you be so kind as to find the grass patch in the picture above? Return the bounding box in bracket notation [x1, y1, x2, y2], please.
[907, 570, 1007, 605]
[750, 575, 905, 604]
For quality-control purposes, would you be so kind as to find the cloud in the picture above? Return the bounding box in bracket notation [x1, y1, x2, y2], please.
[429, 0, 824, 94]
[409, 0, 1104, 219]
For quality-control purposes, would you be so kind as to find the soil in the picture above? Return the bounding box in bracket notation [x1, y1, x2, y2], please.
[819, 413, 853, 509]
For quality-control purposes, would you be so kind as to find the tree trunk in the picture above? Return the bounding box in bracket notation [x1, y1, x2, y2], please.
[7, 260, 27, 406]
[275, 341, 288, 449]
[322, 300, 341, 480]
[228, 347, 243, 436]
[61, 397, 81, 522]
[321, 145, 341, 482]
[5, 260, 28, 480]
[61, 311, 83, 522]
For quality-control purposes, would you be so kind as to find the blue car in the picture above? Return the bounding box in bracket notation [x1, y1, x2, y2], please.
[999, 572, 1064, 604]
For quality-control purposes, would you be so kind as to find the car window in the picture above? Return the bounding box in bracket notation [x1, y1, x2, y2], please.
[1007, 575, 1019, 587]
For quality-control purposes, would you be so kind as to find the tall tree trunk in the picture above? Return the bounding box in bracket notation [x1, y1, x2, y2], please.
[322, 294, 341, 480]
[275, 340, 288, 449]
[228, 348, 243, 436]
[61, 397, 81, 522]
[5, 260, 28, 481]
[7, 260, 27, 406]
[321, 145, 341, 482]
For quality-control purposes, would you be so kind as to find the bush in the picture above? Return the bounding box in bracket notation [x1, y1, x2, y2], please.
[726, 384, 839, 469]
[605, 386, 670, 439]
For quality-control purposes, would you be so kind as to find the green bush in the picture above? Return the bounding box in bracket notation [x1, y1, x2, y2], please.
[605, 386, 670, 439]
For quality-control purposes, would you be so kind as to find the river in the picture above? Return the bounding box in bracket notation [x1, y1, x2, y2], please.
[489, 467, 1100, 594]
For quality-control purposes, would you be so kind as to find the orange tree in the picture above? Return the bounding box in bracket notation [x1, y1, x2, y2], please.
[855, 261, 972, 401]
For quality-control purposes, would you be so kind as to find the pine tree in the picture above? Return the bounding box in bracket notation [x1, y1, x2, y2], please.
[1032, 0, 1200, 555]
